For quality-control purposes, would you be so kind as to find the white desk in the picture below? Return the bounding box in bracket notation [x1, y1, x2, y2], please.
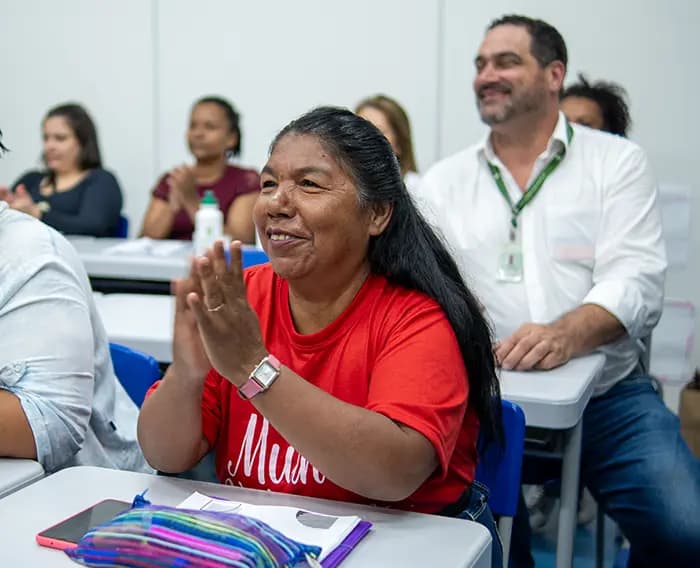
[0, 466, 492, 567]
[0, 458, 44, 499]
[69, 236, 191, 281]
[68, 237, 268, 293]
[93, 293, 174, 362]
[501, 354, 605, 568]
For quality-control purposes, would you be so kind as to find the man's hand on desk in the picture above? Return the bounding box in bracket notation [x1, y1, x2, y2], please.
[495, 323, 574, 371]
[495, 304, 626, 371]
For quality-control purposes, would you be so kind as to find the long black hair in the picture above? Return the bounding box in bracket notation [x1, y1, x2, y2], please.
[0, 129, 7, 154]
[271, 106, 503, 443]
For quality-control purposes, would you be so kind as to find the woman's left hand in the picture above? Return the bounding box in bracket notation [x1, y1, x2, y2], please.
[187, 240, 268, 386]
[11, 185, 40, 217]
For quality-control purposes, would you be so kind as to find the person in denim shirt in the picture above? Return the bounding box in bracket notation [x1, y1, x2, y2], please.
[0, 187, 149, 472]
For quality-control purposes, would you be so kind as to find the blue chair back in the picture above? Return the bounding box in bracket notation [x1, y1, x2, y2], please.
[240, 247, 268, 269]
[475, 399, 526, 517]
[114, 214, 129, 238]
[109, 342, 161, 407]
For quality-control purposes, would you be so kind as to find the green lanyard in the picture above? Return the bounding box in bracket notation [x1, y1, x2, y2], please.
[487, 122, 574, 235]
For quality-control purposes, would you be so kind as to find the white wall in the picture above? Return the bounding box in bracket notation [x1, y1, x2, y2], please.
[155, 0, 440, 175]
[1, 0, 698, 366]
[0, 0, 155, 231]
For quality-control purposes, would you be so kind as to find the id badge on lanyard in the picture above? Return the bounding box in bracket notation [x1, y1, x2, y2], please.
[489, 121, 573, 284]
[497, 224, 523, 282]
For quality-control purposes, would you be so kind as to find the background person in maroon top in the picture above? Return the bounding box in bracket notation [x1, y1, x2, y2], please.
[140, 96, 259, 242]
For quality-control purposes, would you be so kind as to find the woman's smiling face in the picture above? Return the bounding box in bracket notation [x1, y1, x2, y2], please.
[254, 133, 379, 285]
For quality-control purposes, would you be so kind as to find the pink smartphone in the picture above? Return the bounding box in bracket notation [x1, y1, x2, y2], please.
[36, 499, 131, 550]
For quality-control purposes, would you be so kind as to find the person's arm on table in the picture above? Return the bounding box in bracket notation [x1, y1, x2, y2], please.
[496, 304, 624, 370]
[0, 390, 37, 459]
[497, 144, 666, 371]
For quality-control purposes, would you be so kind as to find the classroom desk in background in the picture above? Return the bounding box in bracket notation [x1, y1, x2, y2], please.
[0, 458, 44, 499]
[68, 237, 268, 295]
[501, 355, 605, 568]
[93, 293, 174, 362]
[0, 466, 493, 567]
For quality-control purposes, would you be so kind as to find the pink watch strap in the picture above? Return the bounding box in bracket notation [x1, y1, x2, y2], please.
[238, 354, 281, 400]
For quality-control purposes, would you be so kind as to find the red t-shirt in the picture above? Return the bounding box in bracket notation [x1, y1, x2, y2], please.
[152, 165, 259, 240]
[200, 264, 479, 514]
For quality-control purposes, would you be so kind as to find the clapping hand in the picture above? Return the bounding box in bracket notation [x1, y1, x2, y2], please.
[167, 165, 198, 209]
[186, 240, 267, 386]
[10, 184, 40, 217]
[170, 259, 212, 383]
[0, 185, 13, 204]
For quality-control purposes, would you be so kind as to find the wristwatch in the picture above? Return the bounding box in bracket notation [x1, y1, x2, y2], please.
[238, 354, 282, 400]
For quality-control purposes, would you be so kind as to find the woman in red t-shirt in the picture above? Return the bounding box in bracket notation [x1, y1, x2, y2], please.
[139, 107, 503, 565]
[140, 96, 259, 242]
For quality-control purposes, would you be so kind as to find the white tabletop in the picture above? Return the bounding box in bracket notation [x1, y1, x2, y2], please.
[68, 236, 267, 281]
[69, 236, 191, 280]
[93, 293, 174, 362]
[499, 354, 605, 429]
[0, 466, 492, 567]
[0, 458, 44, 499]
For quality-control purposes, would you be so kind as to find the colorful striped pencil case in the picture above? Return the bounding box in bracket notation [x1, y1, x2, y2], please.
[65, 500, 322, 567]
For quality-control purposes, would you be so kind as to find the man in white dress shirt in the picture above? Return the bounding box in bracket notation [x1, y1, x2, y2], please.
[418, 15, 700, 567]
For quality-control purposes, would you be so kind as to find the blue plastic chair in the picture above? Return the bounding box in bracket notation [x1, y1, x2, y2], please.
[114, 214, 129, 238]
[109, 342, 161, 407]
[241, 248, 268, 268]
[475, 400, 526, 568]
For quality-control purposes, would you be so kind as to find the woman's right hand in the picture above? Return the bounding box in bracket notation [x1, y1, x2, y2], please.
[170, 259, 212, 383]
[168, 165, 197, 205]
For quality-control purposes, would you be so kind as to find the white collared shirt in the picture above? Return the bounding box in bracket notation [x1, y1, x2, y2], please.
[416, 112, 667, 395]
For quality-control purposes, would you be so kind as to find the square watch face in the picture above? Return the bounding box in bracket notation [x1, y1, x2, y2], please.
[256, 361, 278, 385]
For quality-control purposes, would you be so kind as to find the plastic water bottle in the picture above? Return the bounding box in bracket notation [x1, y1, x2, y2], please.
[193, 190, 223, 256]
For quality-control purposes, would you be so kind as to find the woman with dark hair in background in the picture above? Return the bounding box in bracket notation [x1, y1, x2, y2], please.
[141, 96, 259, 243]
[560, 74, 632, 137]
[138, 107, 504, 567]
[355, 94, 421, 192]
[0, 103, 123, 237]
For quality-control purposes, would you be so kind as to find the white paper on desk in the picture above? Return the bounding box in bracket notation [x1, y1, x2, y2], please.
[102, 237, 191, 257]
[177, 491, 361, 561]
